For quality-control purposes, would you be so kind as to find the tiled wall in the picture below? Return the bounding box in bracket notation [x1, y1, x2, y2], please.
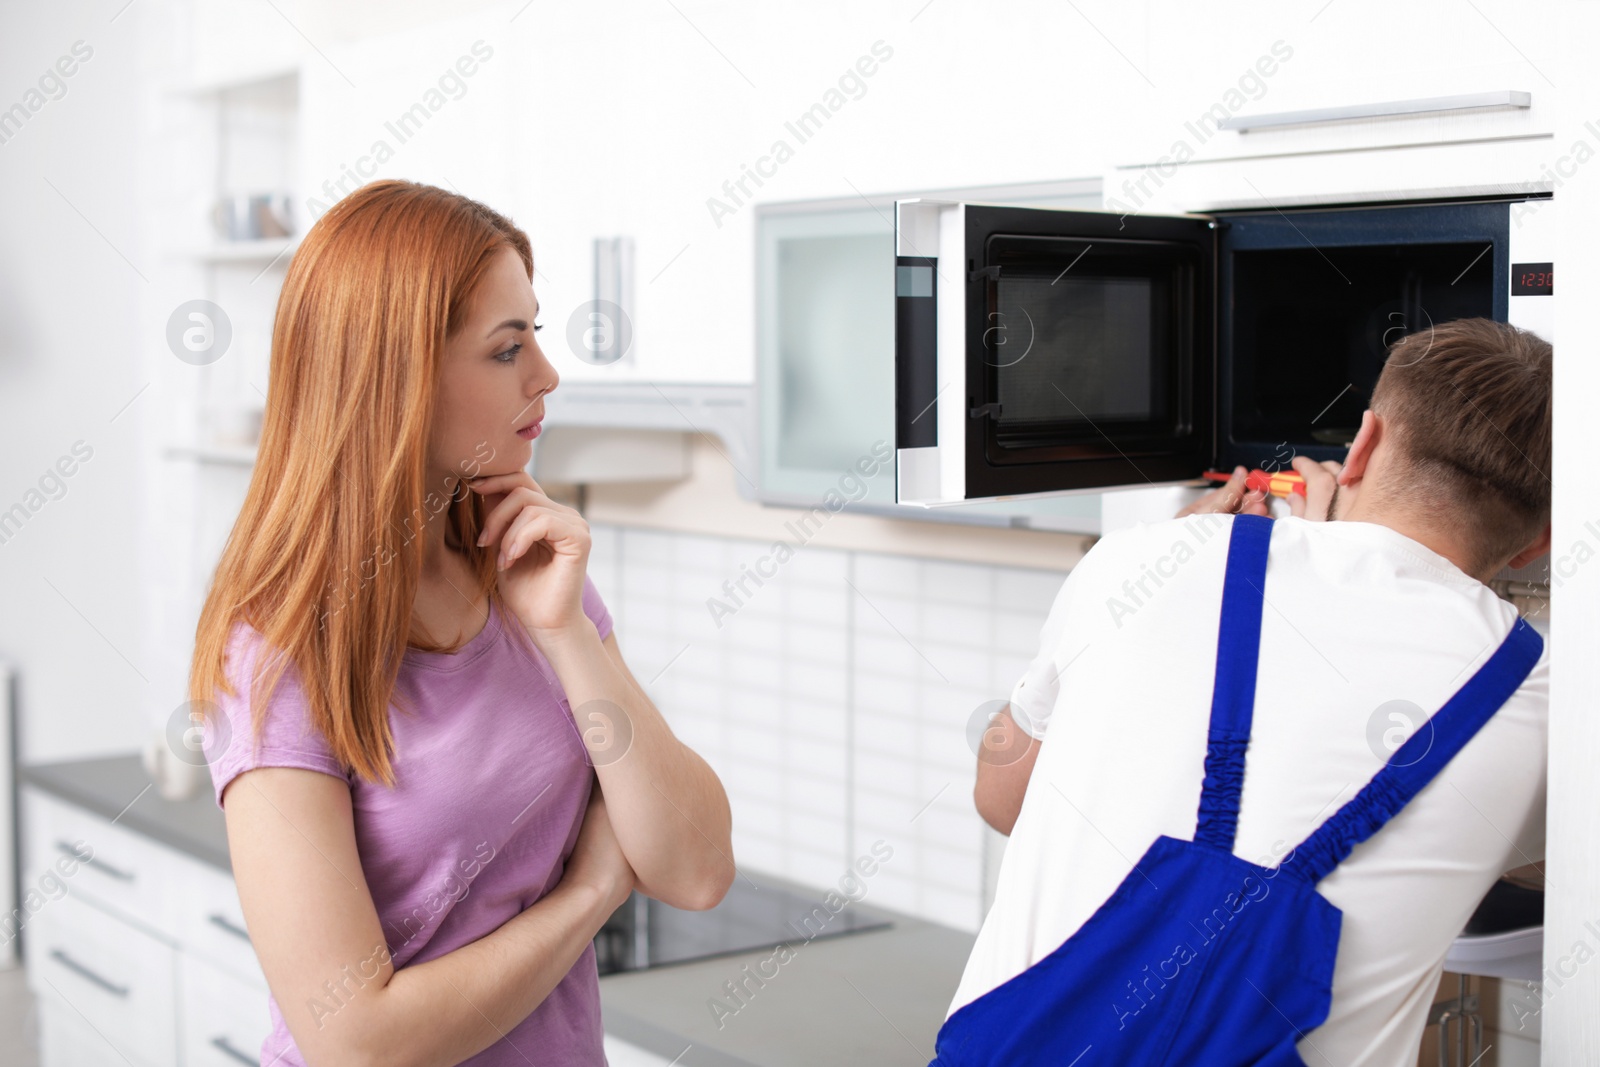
[585, 521, 1069, 933]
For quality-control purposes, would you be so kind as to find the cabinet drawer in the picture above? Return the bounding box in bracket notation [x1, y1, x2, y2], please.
[180, 951, 274, 1067]
[28, 889, 177, 1067]
[172, 847, 267, 987]
[22, 786, 179, 940]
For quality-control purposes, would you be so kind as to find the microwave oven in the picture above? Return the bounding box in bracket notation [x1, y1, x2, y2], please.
[893, 194, 1555, 506]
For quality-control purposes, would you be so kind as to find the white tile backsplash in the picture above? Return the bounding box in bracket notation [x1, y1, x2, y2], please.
[591, 521, 1068, 934]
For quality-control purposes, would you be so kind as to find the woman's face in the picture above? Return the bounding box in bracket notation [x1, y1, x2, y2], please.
[430, 245, 558, 487]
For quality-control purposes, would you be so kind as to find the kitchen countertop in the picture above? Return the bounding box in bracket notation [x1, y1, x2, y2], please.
[20, 754, 978, 1064]
[19, 752, 232, 870]
[599, 894, 973, 1067]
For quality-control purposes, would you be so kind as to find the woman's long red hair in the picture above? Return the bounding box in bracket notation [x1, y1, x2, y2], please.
[190, 179, 537, 788]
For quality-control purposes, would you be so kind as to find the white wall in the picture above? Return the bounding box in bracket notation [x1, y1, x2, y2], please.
[1544, 2, 1600, 1060]
[0, 3, 151, 763]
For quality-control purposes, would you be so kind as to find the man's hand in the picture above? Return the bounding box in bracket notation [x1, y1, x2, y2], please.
[1286, 456, 1344, 521]
[1175, 465, 1271, 518]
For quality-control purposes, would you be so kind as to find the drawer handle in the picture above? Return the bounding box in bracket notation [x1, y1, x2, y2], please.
[208, 912, 253, 943]
[49, 948, 130, 998]
[211, 1035, 258, 1065]
[56, 839, 134, 882]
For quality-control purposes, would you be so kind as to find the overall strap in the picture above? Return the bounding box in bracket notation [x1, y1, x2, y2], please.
[1282, 617, 1545, 885]
[1194, 513, 1274, 852]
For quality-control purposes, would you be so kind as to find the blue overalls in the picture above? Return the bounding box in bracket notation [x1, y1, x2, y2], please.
[932, 513, 1544, 1067]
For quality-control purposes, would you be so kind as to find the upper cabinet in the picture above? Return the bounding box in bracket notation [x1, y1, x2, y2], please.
[1107, 4, 1555, 215]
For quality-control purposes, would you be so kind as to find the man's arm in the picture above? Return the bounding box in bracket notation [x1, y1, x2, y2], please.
[974, 704, 1043, 836]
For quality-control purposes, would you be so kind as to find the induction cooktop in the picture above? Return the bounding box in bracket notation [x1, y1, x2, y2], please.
[593, 869, 894, 975]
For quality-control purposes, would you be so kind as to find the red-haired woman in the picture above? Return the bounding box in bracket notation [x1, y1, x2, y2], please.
[192, 180, 734, 1067]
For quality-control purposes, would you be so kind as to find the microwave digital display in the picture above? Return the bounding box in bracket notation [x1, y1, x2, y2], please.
[1512, 262, 1553, 296]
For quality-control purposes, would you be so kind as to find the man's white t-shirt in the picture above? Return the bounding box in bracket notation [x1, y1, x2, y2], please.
[950, 514, 1548, 1067]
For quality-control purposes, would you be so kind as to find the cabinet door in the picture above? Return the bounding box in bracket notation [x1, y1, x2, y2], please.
[180, 952, 274, 1067]
[22, 787, 181, 941]
[37, 996, 149, 1067]
[28, 890, 177, 1067]
[757, 201, 896, 505]
[173, 846, 269, 988]
[896, 201, 1216, 504]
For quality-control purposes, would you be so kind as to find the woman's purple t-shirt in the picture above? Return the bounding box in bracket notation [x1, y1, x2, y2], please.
[202, 575, 614, 1066]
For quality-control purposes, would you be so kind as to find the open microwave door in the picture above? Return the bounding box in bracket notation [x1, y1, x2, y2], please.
[894, 200, 1216, 506]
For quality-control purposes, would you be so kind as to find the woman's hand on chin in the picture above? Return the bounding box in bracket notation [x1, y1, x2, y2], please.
[468, 470, 591, 637]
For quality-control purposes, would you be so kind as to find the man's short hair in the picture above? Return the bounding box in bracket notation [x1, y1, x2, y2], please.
[1368, 317, 1551, 573]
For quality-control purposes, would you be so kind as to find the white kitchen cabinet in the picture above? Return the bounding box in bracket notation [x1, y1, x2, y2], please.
[19, 785, 271, 1067]
[28, 889, 178, 1067]
[22, 787, 185, 941]
[35, 995, 142, 1067]
[179, 952, 275, 1067]
[1109, 2, 1552, 166]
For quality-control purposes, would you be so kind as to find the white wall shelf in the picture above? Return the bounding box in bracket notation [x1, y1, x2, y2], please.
[160, 445, 258, 467]
[173, 237, 300, 265]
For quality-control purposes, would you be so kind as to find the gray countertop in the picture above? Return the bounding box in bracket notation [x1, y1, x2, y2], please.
[599, 898, 974, 1067]
[19, 752, 231, 870]
[20, 754, 977, 1065]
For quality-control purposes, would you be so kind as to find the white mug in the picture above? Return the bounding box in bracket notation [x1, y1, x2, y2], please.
[141, 726, 205, 802]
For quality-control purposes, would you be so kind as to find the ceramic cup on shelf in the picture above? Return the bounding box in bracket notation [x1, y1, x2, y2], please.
[211, 192, 294, 242]
[142, 724, 206, 802]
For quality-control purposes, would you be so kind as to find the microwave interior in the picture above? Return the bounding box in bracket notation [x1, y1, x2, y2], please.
[1215, 200, 1505, 471]
[945, 198, 1510, 497]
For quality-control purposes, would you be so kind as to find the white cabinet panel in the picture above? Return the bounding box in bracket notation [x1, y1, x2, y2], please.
[1112, 135, 1553, 218]
[180, 952, 274, 1067]
[1114, 1, 1553, 169]
[29, 890, 177, 1067]
[172, 847, 268, 989]
[37, 997, 146, 1067]
[22, 787, 181, 943]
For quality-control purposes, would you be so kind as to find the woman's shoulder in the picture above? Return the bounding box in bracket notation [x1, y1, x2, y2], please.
[204, 617, 342, 793]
